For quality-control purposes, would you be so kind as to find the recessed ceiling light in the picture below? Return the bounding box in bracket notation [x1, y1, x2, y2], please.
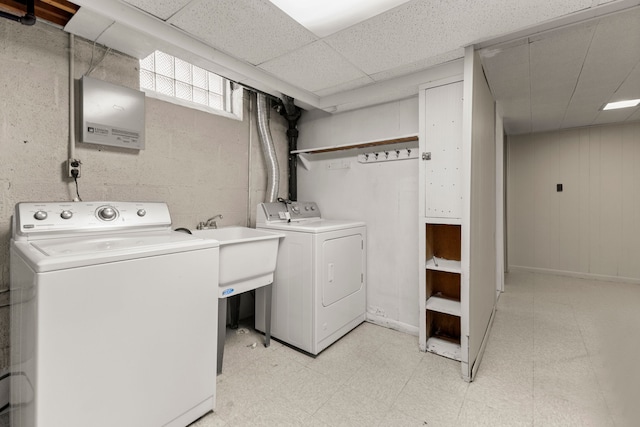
[603, 99, 640, 110]
[269, 0, 412, 38]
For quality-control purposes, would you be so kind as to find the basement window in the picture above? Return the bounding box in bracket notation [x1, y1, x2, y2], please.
[139, 51, 241, 119]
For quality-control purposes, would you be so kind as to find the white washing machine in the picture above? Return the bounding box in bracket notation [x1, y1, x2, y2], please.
[10, 201, 219, 427]
[255, 201, 366, 355]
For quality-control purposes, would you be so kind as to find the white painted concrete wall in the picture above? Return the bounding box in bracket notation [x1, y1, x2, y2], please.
[507, 122, 640, 282]
[0, 20, 289, 371]
[297, 98, 420, 334]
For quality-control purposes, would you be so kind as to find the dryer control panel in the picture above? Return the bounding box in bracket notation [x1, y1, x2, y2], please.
[13, 201, 172, 240]
[258, 201, 321, 223]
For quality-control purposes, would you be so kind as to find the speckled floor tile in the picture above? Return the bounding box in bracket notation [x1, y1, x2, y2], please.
[188, 272, 638, 426]
[311, 385, 391, 427]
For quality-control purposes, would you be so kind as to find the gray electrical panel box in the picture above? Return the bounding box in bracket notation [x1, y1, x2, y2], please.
[80, 76, 145, 150]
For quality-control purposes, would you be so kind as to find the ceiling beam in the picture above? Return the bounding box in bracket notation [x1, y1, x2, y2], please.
[0, 0, 78, 26]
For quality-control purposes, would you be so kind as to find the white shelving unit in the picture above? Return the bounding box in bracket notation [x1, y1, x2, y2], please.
[418, 77, 466, 372]
[418, 50, 498, 382]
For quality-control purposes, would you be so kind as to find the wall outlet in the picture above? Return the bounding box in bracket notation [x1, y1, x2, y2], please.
[68, 158, 81, 178]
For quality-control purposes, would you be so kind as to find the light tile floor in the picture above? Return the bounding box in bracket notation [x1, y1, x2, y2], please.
[192, 271, 640, 426]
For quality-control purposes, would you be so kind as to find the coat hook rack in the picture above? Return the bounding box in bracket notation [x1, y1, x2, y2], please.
[357, 147, 418, 164]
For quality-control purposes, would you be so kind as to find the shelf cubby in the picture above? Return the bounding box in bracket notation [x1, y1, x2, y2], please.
[425, 223, 461, 261]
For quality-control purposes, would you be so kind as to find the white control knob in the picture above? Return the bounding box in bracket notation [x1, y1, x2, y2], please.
[310, 206, 316, 211]
[137, 209, 146, 217]
[304, 206, 309, 211]
[34, 210, 47, 220]
[60, 210, 73, 219]
[98, 207, 117, 221]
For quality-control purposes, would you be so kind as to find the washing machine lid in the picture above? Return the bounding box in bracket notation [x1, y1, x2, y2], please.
[12, 231, 219, 273]
[258, 219, 365, 233]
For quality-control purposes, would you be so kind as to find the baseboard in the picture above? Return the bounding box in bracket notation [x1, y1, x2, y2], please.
[508, 265, 640, 285]
[365, 313, 419, 336]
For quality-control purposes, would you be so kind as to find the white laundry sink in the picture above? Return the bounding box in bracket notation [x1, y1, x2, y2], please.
[191, 227, 283, 298]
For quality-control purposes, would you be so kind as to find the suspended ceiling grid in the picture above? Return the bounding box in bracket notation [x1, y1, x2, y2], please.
[3, 0, 640, 135]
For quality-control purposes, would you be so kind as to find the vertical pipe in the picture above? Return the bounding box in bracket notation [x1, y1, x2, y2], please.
[246, 91, 253, 226]
[278, 95, 301, 201]
[256, 93, 279, 203]
[69, 34, 75, 161]
[287, 128, 298, 201]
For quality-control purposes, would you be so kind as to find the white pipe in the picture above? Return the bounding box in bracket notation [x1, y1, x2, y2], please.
[256, 93, 279, 203]
[247, 91, 253, 227]
[69, 33, 75, 160]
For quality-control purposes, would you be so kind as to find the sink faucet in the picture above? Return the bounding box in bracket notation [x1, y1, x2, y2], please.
[197, 214, 223, 230]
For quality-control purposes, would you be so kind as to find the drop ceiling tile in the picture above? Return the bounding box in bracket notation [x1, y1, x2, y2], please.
[324, 0, 594, 76]
[572, 9, 640, 90]
[530, 105, 567, 132]
[592, 108, 640, 125]
[169, 0, 317, 66]
[314, 76, 376, 97]
[369, 49, 464, 82]
[561, 105, 600, 129]
[626, 107, 640, 121]
[529, 22, 595, 98]
[482, 6, 640, 135]
[480, 40, 530, 101]
[258, 41, 370, 93]
[612, 61, 640, 100]
[324, 1, 468, 75]
[123, 0, 193, 20]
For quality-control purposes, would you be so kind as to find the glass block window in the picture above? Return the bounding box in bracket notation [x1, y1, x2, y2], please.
[140, 50, 237, 115]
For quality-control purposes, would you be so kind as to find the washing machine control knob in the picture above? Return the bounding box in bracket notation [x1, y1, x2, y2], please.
[310, 205, 316, 211]
[60, 210, 73, 220]
[304, 206, 309, 211]
[137, 209, 146, 217]
[34, 210, 47, 221]
[98, 206, 117, 221]
[291, 206, 300, 214]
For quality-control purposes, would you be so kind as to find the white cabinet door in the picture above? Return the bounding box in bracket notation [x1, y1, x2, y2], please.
[423, 81, 464, 220]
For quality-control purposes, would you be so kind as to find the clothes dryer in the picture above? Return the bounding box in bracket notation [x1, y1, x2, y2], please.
[255, 201, 366, 355]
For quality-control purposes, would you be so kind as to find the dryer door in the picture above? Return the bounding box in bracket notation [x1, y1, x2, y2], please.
[321, 233, 364, 306]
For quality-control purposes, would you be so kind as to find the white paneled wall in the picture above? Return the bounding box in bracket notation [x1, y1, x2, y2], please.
[297, 97, 420, 333]
[507, 122, 640, 282]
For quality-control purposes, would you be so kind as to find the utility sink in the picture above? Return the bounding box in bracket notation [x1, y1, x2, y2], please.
[191, 226, 284, 375]
[191, 226, 283, 298]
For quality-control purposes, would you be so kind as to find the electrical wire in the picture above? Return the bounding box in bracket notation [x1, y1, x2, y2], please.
[73, 176, 82, 202]
[86, 40, 112, 76]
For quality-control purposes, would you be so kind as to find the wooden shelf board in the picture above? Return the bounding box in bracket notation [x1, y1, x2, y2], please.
[292, 134, 418, 154]
[426, 296, 461, 317]
[425, 257, 461, 274]
[426, 337, 462, 361]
